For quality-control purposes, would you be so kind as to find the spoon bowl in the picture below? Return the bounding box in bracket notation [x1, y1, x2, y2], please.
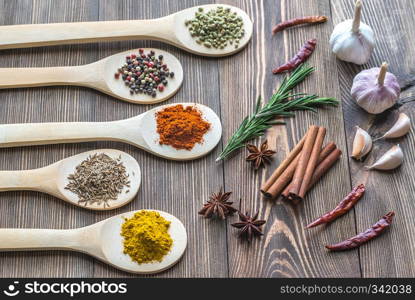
[139, 103, 222, 160]
[0, 48, 184, 104]
[99, 210, 187, 274]
[173, 4, 253, 57]
[100, 49, 183, 104]
[0, 210, 187, 274]
[0, 103, 222, 161]
[0, 149, 141, 210]
[0, 4, 253, 57]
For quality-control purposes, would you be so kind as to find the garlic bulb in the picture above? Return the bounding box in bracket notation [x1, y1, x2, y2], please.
[376, 113, 411, 140]
[366, 145, 403, 170]
[351, 126, 372, 160]
[351, 62, 400, 114]
[329, 0, 375, 64]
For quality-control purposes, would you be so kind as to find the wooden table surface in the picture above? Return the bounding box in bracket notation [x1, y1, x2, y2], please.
[0, 0, 414, 278]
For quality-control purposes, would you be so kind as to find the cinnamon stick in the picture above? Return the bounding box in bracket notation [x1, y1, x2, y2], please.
[281, 142, 337, 199]
[298, 127, 326, 199]
[261, 133, 307, 192]
[288, 125, 319, 199]
[263, 141, 336, 199]
[262, 151, 301, 198]
[309, 148, 342, 188]
[318, 142, 336, 161]
[284, 148, 342, 204]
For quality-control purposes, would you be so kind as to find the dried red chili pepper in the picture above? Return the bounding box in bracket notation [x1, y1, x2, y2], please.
[272, 39, 317, 74]
[326, 211, 395, 251]
[306, 184, 365, 229]
[272, 16, 328, 34]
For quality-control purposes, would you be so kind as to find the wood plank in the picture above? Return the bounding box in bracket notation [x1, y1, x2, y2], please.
[0, 0, 99, 277]
[219, 0, 360, 277]
[0, 0, 228, 278]
[331, 0, 415, 277]
[92, 0, 227, 278]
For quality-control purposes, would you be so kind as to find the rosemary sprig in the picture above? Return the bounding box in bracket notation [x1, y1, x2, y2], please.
[216, 64, 338, 162]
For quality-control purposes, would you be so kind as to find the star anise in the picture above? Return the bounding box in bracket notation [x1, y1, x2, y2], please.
[198, 188, 237, 219]
[246, 140, 276, 169]
[231, 199, 266, 242]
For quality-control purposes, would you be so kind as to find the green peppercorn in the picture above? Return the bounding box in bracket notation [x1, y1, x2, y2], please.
[185, 6, 244, 50]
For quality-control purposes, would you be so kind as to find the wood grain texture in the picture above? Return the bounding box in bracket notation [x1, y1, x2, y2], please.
[331, 0, 415, 278]
[220, 0, 359, 278]
[0, 0, 413, 278]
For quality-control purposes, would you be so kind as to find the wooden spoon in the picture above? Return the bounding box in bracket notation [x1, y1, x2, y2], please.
[0, 210, 187, 274]
[0, 103, 222, 161]
[0, 49, 183, 104]
[0, 4, 253, 57]
[0, 149, 141, 210]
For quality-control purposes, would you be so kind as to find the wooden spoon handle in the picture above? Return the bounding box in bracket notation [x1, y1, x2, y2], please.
[0, 18, 176, 50]
[0, 121, 125, 148]
[0, 170, 41, 191]
[0, 229, 79, 251]
[0, 66, 89, 89]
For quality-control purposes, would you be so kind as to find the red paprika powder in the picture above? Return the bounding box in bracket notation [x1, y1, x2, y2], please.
[156, 104, 211, 150]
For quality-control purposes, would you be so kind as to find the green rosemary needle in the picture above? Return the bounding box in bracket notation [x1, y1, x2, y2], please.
[216, 64, 338, 162]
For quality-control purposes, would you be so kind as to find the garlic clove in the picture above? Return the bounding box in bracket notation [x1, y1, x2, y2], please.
[365, 145, 403, 170]
[377, 113, 411, 140]
[351, 126, 372, 160]
[329, 0, 375, 65]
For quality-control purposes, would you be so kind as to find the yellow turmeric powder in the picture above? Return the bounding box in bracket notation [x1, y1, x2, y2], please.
[121, 210, 173, 264]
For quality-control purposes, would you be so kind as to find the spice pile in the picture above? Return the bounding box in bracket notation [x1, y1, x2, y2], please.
[185, 6, 245, 49]
[156, 104, 211, 150]
[261, 126, 341, 204]
[114, 49, 174, 97]
[65, 153, 130, 207]
[121, 210, 173, 264]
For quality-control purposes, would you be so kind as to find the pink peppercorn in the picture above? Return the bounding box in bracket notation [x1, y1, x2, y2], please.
[126, 56, 131, 59]
[114, 73, 120, 79]
[154, 76, 160, 82]
[148, 62, 154, 68]
[131, 54, 137, 59]
[139, 48, 144, 53]
[141, 54, 146, 59]
[126, 76, 131, 81]
[158, 84, 164, 92]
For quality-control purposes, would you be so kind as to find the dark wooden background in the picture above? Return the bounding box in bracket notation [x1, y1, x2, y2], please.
[0, 0, 413, 278]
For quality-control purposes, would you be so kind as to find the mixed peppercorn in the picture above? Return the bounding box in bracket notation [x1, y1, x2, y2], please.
[114, 49, 174, 97]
